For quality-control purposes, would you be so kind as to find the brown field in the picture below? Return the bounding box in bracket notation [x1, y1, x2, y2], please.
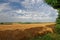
[0, 22, 56, 31]
[0, 22, 56, 40]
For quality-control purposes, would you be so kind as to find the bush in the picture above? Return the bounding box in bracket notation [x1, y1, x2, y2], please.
[55, 24, 60, 34]
[31, 33, 53, 40]
[56, 19, 60, 24]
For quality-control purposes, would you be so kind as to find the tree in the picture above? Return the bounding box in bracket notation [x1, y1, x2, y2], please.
[45, 0, 60, 8]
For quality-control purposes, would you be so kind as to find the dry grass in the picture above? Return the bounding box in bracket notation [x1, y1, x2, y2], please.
[0, 22, 56, 40]
[0, 22, 56, 31]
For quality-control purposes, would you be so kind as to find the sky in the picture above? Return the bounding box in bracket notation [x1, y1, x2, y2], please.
[0, 0, 58, 22]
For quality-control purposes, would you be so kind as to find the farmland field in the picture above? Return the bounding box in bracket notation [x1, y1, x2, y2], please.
[0, 22, 56, 31]
[0, 22, 56, 40]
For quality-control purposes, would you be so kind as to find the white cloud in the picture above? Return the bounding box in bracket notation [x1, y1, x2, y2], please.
[0, 0, 58, 22]
[0, 3, 8, 11]
[8, 0, 20, 2]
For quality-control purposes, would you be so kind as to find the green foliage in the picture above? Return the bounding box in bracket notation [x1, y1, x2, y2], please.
[56, 19, 60, 24]
[54, 34, 60, 40]
[45, 0, 60, 8]
[56, 9, 60, 22]
[55, 24, 60, 34]
[57, 9, 60, 19]
[31, 34, 53, 40]
[45, 0, 57, 5]
[30, 33, 60, 40]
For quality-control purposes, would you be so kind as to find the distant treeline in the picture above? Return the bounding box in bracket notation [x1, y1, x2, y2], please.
[0, 22, 54, 24]
[0, 22, 13, 25]
[0, 22, 42, 24]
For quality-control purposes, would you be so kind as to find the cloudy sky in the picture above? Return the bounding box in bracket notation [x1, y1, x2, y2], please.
[0, 0, 58, 22]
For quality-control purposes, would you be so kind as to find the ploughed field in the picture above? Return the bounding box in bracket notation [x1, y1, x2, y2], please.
[0, 22, 56, 40]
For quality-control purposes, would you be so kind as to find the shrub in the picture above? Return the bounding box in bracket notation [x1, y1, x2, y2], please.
[31, 33, 53, 40]
[55, 24, 60, 34]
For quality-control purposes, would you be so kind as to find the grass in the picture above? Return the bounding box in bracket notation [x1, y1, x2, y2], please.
[31, 33, 53, 40]
[29, 22, 60, 40]
[0, 22, 56, 40]
[30, 24, 60, 40]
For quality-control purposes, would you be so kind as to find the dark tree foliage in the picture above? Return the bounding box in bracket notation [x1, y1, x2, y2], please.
[45, 0, 60, 8]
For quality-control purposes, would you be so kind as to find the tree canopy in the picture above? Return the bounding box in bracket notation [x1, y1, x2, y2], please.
[45, 0, 60, 9]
